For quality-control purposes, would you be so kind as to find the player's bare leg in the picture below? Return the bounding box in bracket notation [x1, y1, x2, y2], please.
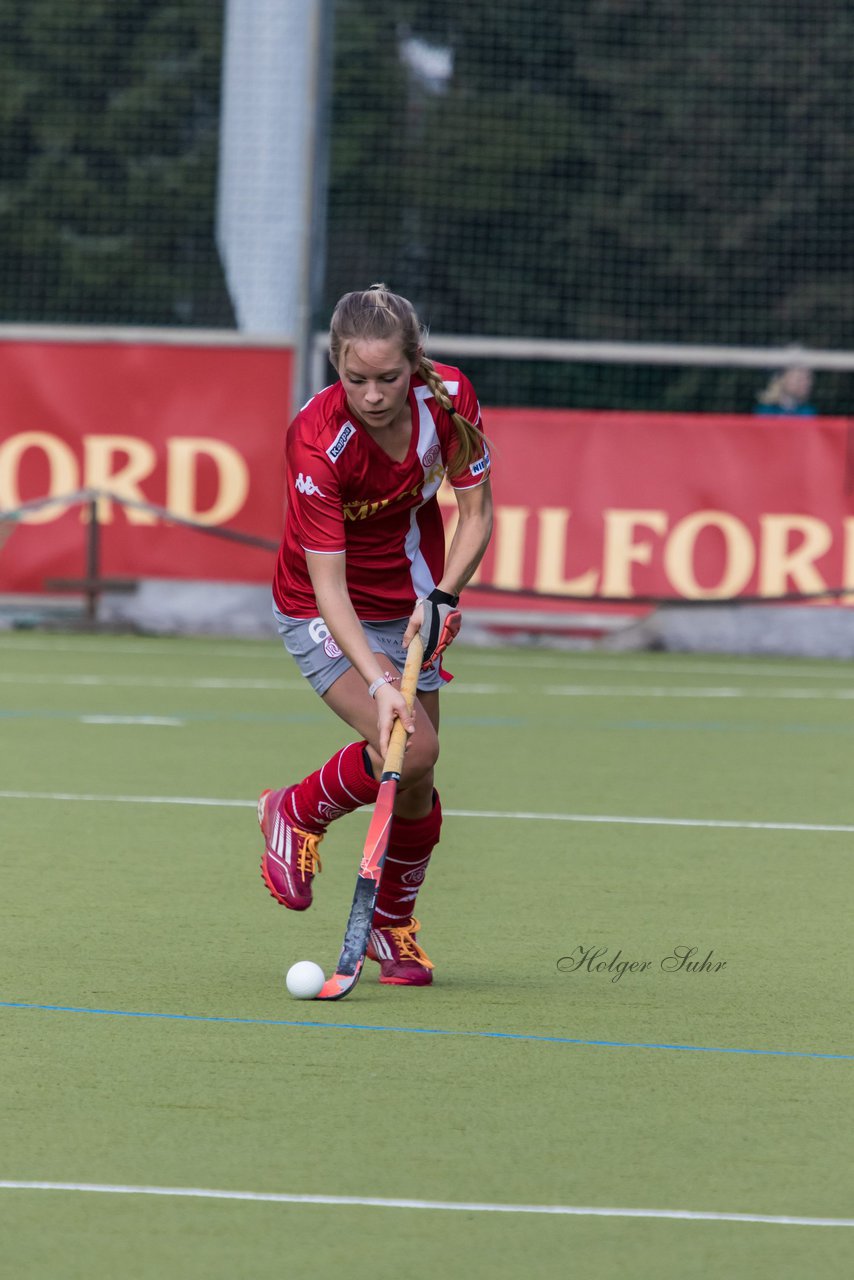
[321, 655, 438, 818]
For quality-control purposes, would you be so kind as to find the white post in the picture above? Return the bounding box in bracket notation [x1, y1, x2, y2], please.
[217, 0, 323, 408]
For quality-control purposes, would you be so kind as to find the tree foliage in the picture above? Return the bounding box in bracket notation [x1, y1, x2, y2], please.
[0, 1, 231, 325]
[3, 1, 854, 409]
[325, 0, 854, 408]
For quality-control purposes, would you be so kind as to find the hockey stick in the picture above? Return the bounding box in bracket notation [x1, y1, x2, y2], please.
[315, 632, 425, 1000]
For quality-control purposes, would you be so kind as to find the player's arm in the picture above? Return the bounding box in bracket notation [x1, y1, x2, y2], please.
[403, 477, 493, 661]
[306, 550, 415, 755]
[439, 476, 493, 598]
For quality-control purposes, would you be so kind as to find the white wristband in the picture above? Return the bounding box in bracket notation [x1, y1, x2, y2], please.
[368, 672, 395, 699]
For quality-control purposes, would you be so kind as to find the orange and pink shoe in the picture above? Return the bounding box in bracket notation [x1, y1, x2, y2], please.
[257, 787, 323, 911]
[367, 917, 434, 985]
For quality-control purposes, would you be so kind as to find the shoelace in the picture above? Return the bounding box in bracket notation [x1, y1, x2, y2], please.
[295, 830, 323, 877]
[383, 918, 434, 969]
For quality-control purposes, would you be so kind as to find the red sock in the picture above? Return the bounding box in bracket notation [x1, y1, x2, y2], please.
[286, 742, 380, 833]
[373, 792, 443, 927]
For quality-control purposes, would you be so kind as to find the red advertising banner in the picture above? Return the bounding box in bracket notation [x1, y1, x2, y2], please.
[458, 409, 854, 609]
[0, 337, 292, 593]
[2, 341, 853, 608]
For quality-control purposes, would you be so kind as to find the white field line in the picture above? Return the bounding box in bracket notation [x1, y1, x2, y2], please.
[0, 790, 852, 833]
[0, 1182, 851, 1226]
[0, 790, 251, 808]
[544, 684, 854, 701]
[0, 637, 283, 659]
[444, 810, 854, 833]
[1, 634, 852, 680]
[79, 715, 184, 727]
[5, 671, 854, 701]
[0, 673, 304, 691]
[473, 654, 854, 679]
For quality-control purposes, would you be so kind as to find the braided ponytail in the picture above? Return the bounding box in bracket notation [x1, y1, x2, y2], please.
[417, 355, 488, 480]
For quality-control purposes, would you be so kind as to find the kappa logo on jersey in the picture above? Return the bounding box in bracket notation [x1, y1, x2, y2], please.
[326, 422, 356, 462]
[295, 472, 325, 496]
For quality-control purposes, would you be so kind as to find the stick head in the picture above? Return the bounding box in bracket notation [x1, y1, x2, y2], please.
[315, 964, 364, 1001]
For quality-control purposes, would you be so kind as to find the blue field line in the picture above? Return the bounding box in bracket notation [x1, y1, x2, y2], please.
[0, 708, 325, 725]
[4, 704, 854, 736]
[1, 1000, 851, 1062]
[4, 707, 854, 736]
[614, 719, 854, 736]
[0, 708, 521, 729]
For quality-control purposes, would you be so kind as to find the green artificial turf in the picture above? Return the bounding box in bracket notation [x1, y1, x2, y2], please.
[1, 632, 852, 1278]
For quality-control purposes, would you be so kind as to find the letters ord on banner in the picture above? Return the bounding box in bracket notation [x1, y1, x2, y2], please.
[0, 338, 292, 592]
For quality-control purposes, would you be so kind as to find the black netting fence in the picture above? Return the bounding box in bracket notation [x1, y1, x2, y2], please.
[0, 2, 232, 327]
[3, 1, 854, 410]
[325, 0, 854, 350]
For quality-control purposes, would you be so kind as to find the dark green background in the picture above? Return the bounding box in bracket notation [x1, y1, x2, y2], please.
[2, 1, 854, 409]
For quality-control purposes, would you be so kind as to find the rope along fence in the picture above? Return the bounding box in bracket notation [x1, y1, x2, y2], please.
[1, 491, 851, 632]
[0, 490, 277, 626]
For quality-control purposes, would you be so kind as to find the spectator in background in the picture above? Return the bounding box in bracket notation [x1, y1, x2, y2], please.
[755, 363, 816, 416]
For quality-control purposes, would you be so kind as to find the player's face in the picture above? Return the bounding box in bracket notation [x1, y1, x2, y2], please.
[340, 339, 415, 430]
[780, 366, 813, 402]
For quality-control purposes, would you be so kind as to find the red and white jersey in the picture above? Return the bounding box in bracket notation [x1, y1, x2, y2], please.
[273, 363, 490, 620]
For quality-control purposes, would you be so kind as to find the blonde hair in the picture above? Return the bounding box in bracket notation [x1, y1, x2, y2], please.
[329, 283, 487, 479]
[757, 365, 814, 408]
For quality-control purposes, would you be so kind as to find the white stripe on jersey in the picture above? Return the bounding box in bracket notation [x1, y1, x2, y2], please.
[404, 389, 448, 599]
[299, 384, 334, 412]
[405, 506, 436, 600]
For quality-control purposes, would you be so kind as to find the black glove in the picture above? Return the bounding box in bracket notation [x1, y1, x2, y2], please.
[418, 588, 461, 668]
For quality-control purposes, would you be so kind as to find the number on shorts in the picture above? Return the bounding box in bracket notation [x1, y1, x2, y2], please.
[308, 617, 331, 645]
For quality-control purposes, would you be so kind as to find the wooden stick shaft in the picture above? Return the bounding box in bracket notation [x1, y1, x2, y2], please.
[382, 635, 424, 777]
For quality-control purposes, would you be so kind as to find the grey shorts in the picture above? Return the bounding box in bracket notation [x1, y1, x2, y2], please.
[273, 604, 446, 697]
